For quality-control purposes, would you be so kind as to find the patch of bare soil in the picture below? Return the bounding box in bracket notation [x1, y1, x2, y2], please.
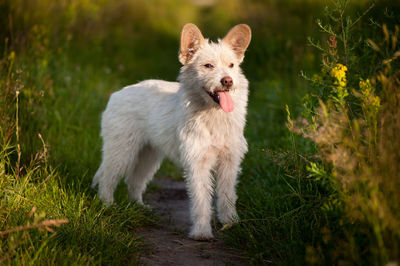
[137, 177, 245, 265]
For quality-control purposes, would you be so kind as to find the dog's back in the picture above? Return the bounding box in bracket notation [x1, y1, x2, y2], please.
[103, 80, 183, 163]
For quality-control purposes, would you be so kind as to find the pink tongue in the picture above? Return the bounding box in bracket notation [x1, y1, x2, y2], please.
[217, 91, 234, 112]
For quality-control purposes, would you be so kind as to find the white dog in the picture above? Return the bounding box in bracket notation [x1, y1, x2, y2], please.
[92, 23, 251, 240]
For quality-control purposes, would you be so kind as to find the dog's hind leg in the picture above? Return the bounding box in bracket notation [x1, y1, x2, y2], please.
[92, 163, 103, 189]
[95, 131, 144, 206]
[125, 145, 163, 205]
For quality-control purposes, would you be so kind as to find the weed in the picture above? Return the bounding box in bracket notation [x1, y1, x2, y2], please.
[293, 2, 400, 263]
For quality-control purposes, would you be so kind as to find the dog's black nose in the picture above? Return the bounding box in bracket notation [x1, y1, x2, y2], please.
[220, 76, 233, 88]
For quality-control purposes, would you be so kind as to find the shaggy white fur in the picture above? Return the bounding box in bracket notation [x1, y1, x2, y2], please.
[92, 23, 251, 240]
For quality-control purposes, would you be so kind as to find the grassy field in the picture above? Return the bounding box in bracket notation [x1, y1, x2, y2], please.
[1, 0, 400, 264]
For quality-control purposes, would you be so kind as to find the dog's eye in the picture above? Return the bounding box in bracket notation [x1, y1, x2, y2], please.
[229, 63, 234, 68]
[204, 63, 214, 69]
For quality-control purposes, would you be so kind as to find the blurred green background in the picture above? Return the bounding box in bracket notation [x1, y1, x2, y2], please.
[1, 0, 399, 264]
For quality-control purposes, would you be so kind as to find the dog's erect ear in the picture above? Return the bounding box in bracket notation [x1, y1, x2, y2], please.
[179, 23, 205, 65]
[222, 24, 251, 62]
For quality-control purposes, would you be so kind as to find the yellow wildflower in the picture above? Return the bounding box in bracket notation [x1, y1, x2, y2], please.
[329, 64, 349, 106]
[359, 79, 372, 95]
[371, 96, 381, 111]
[359, 78, 381, 113]
[8, 51, 15, 61]
[330, 63, 347, 88]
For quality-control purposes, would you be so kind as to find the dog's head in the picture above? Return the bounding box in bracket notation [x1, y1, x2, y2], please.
[178, 23, 251, 113]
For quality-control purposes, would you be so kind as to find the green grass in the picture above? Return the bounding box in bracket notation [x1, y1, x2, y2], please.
[1, 0, 400, 265]
[0, 140, 155, 264]
[1, 19, 163, 264]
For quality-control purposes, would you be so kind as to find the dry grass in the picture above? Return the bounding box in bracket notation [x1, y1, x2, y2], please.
[0, 207, 68, 237]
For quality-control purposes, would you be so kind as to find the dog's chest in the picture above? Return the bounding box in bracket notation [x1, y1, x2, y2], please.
[207, 126, 227, 150]
[202, 113, 240, 149]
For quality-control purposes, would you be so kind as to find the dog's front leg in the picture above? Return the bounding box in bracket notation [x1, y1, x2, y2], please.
[215, 158, 239, 225]
[185, 148, 217, 240]
[215, 146, 246, 225]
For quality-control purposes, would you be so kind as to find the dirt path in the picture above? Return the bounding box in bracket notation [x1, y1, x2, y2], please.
[137, 177, 245, 265]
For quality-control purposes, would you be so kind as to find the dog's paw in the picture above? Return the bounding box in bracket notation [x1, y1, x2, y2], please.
[130, 199, 152, 210]
[98, 194, 114, 207]
[189, 228, 214, 241]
